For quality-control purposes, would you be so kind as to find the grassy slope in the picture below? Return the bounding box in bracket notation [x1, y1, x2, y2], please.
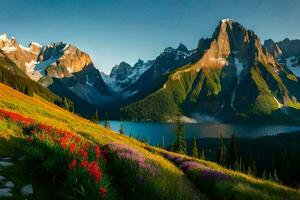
[0, 83, 199, 199]
[0, 82, 300, 199]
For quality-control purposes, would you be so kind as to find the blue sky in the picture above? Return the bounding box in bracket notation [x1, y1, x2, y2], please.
[1, 0, 299, 73]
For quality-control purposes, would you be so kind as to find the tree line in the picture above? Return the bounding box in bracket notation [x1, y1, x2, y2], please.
[0, 61, 74, 112]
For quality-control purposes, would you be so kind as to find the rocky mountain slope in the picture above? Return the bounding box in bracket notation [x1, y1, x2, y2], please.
[0, 34, 110, 117]
[121, 19, 300, 123]
[101, 43, 197, 93]
[264, 38, 300, 77]
[0, 33, 41, 80]
[101, 59, 154, 92]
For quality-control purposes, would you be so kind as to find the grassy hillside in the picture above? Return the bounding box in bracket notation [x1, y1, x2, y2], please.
[0, 56, 74, 112]
[0, 82, 299, 199]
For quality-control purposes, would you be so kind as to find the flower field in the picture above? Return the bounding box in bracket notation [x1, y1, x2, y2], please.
[0, 108, 113, 199]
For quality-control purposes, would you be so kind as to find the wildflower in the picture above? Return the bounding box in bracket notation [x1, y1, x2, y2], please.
[59, 137, 68, 149]
[87, 161, 102, 182]
[78, 148, 88, 158]
[99, 187, 107, 198]
[27, 136, 34, 142]
[68, 159, 77, 171]
[80, 160, 89, 168]
[38, 134, 44, 141]
[69, 143, 77, 153]
[95, 145, 101, 159]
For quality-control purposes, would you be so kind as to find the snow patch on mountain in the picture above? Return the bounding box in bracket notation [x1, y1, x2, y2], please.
[19, 44, 31, 52]
[231, 58, 244, 110]
[25, 60, 38, 72]
[29, 42, 42, 48]
[1, 46, 16, 53]
[286, 56, 300, 77]
[221, 18, 233, 23]
[85, 75, 93, 86]
[102, 60, 154, 92]
[234, 58, 243, 79]
[101, 73, 123, 92]
[122, 90, 138, 98]
[34, 56, 57, 76]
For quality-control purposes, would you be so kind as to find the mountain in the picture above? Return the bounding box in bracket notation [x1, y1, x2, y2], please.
[119, 43, 197, 100]
[0, 33, 42, 80]
[36, 42, 93, 79]
[0, 50, 74, 111]
[102, 59, 154, 92]
[264, 38, 300, 77]
[0, 34, 110, 117]
[98, 42, 199, 117]
[121, 19, 300, 123]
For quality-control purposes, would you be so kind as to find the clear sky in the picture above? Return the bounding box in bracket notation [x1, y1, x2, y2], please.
[1, 0, 299, 73]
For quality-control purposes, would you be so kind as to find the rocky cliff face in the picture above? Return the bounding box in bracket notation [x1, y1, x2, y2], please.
[0, 33, 41, 80]
[265, 38, 300, 77]
[36, 42, 93, 79]
[102, 59, 154, 92]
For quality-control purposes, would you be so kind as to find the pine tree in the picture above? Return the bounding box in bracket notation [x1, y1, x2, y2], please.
[104, 120, 110, 128]
[173, 105, 186, 154]
[273, 170, 279, 182]
[229, 133, 238, 169]
[191, 136, 198, 158]
[119, 123, 124, 134]
[200, 149, 205, 160]
[217, 134, 227, 166]
[249, 156, 257, 175]
[104, 112, 110, 128]
[91, 109, 99, 123]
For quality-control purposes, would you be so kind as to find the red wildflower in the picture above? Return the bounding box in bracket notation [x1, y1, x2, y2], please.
[87, 161, 102, 182]
[59, 137, 69, 149]
[99, 187, 107, 198]
[95, 145, 101, 160]
[68, 159, 77, 171]
[80, 160, 89, 168]
[0, 109, 34, 127]
[78, 148, 88, 158]
[69, 143, 77, 153]
[38, 134, 44, 141]
[27, 136, 34, 142]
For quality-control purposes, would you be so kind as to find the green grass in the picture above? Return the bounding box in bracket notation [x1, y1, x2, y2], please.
[0, 120, 57, 200]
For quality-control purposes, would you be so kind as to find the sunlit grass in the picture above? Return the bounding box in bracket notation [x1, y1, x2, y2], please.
[148, 146, 300, 200]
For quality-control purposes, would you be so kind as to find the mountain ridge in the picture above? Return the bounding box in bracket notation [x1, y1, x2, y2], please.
[120, 19, 300, 123]
[2, 19, 300, 123]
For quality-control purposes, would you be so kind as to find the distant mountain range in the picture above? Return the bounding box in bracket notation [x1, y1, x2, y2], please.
[1, 19, 300, 123]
